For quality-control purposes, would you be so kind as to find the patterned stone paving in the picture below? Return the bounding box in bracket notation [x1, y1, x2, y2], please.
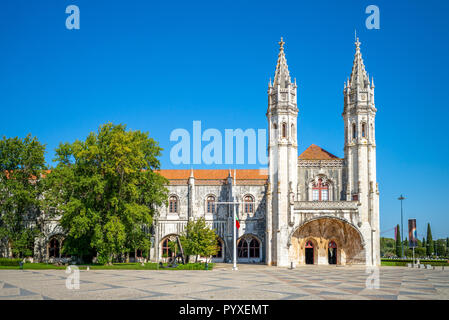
[0, 265, 448, 300]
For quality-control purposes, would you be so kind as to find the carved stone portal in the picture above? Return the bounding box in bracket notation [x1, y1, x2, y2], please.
[290, 218, 365, 265]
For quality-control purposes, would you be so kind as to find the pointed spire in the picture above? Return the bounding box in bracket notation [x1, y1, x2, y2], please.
[273, 37, 292, 88]
[349, 37, 370, 89]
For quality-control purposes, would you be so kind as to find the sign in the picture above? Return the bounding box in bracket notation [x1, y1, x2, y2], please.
[408, 219, 417, 248]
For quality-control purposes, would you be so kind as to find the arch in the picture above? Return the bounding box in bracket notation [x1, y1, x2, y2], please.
[243, 194, 255, 215]
[288, 216, 365, 248]
[160, 234, 179, 259]
[249, 238, 260, 258]
[291, 124, 295, 141]
[47, 235, 64, 258]
[237, 234, 262, 262]
[361, 122, 367, 138]
[206, 194, 216, 214]
[304, 239, 315, 264]
[281, 122, 287, 139]
[288, 217, 365, 265]
[328, 240, 337, 265]
[168, 195, 179, 213]
[352, 122, 357, 140]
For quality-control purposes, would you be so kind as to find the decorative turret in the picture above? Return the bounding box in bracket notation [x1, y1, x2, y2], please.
[266, 38, 299, 267]
[342, 37, 380, 266]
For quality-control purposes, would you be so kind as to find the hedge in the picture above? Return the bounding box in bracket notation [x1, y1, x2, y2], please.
[381, 258, 449, 267]
[0, 258, 22, 266]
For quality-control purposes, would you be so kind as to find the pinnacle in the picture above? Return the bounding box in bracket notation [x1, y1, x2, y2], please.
[273, 37, 292, 88]
[349, 37, 370, 89]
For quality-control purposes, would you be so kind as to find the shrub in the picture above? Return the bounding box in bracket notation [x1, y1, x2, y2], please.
[0, 258, 22, 266]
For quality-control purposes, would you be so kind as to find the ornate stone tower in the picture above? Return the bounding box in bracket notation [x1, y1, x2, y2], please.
[343, 37, 380, 266]
[266, 38, 299, 266]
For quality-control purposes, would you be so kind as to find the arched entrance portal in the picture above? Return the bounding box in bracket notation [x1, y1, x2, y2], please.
[328, 241, 337, 265]
[289, 218, 365, 265]
[305, 241, 314, 264]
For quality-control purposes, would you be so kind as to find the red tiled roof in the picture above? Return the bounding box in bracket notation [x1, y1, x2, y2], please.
[157, 169, 268, 180]
[298, 144, 341, 160]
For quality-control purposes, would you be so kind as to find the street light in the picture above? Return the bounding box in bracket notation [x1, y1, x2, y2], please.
[398, 195, 406, 258]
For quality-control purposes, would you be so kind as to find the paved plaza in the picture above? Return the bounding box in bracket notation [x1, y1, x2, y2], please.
[0, 264, 448, 300]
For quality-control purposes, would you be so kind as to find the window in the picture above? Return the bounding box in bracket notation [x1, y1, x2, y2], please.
[312, 178, 329, 201]
[48, 238, 60, 258]
[169, 195, 178, 213]
[249, 239, 260, 258]
[362, 123, 366, 138]
[282, 123, 287, 138]
[161, 238, 173, 257]
[352, 123, 357, 139]
[244, 195, 254, 214]
[237, 239, 248, 258]
[206, 195, 216, 213]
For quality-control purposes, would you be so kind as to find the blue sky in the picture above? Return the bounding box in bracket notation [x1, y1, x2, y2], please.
[1, 0, 448, 239]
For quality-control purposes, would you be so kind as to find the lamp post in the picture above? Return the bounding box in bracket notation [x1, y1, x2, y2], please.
[398, 195, 406, 258]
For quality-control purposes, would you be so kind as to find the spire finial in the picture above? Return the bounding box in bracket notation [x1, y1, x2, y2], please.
[355, 36, 361, 49]
[279, 37, 285, 50]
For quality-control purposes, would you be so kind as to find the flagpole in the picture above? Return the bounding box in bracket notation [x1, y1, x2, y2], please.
[233, 202, 238, 271]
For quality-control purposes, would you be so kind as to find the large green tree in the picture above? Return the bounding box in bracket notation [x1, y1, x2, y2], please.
[395, 224, 401, 257]
[44, 123, 168, 264]
[426, 223, 434, 257]
[179, 217, 219, 262]
[0, 134, 46, 258]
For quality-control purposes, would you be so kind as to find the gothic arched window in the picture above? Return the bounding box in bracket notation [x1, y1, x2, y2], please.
[352, 123, 357, 140]
[237, 239, 248, 258]
[249, 238, 260, 258]
[206, 195, 216, 214]
[312, 178, 329, 201]
[362, 123, 366, 138]
[282, 123, 287, 138]
[169, 195, 178, 213]
[243, 195, 254, 214]
[161, 237, 174, 258]
[48, 238, 60, 258]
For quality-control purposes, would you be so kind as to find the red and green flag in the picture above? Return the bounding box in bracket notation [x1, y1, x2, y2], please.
[236, 213, 240, 229]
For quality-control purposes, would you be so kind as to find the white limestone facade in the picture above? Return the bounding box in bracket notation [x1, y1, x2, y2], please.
[156, 37, 380, 267]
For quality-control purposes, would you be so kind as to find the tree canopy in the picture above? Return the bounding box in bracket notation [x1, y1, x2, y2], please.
[43, 123, 168, 264]
[179, 217, 219, 262]
[0, 134, 47, 257]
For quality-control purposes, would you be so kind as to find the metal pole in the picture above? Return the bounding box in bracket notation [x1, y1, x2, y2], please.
[398, 195, 405, 259]
[232, 202, 238, 271]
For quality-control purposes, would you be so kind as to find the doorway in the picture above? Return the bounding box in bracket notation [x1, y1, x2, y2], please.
[328, 241, 337, 265]
[305, 240, 314, 264]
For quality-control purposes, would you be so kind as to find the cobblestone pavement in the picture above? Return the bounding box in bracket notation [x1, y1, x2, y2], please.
[1, 264, 448, 300]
